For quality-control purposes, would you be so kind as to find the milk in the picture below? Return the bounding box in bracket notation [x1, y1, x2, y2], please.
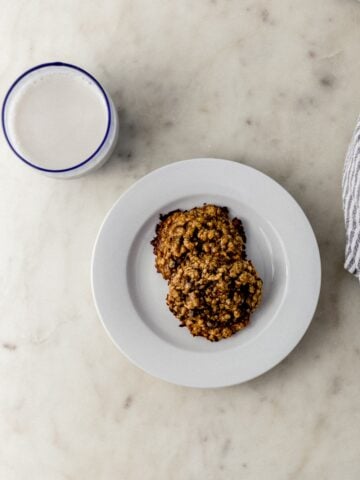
[2, 63, 119, 177]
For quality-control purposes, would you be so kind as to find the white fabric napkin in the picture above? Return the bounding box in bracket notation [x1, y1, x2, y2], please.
[343, 117, 360, 280]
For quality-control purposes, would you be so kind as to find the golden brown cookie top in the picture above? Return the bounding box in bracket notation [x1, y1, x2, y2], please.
[166, 255, 263, 341]
[151, 204, 246, 280]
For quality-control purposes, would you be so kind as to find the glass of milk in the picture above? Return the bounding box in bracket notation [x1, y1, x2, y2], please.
[1, 62, 119, 178]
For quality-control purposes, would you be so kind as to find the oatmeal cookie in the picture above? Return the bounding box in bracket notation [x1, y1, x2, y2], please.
[166, 255, 263, 341]
[151, 204, 246, 280]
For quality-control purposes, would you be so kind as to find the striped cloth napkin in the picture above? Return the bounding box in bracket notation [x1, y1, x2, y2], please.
[343, 117, 360, 280]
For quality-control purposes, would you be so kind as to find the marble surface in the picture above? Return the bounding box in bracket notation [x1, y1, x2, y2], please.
[1, 0, 360, 478]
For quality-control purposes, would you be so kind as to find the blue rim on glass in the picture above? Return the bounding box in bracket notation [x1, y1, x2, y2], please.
[1, 61, 112, 173]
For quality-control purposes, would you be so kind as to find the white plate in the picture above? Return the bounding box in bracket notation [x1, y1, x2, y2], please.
[91, 158, 321, 388]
